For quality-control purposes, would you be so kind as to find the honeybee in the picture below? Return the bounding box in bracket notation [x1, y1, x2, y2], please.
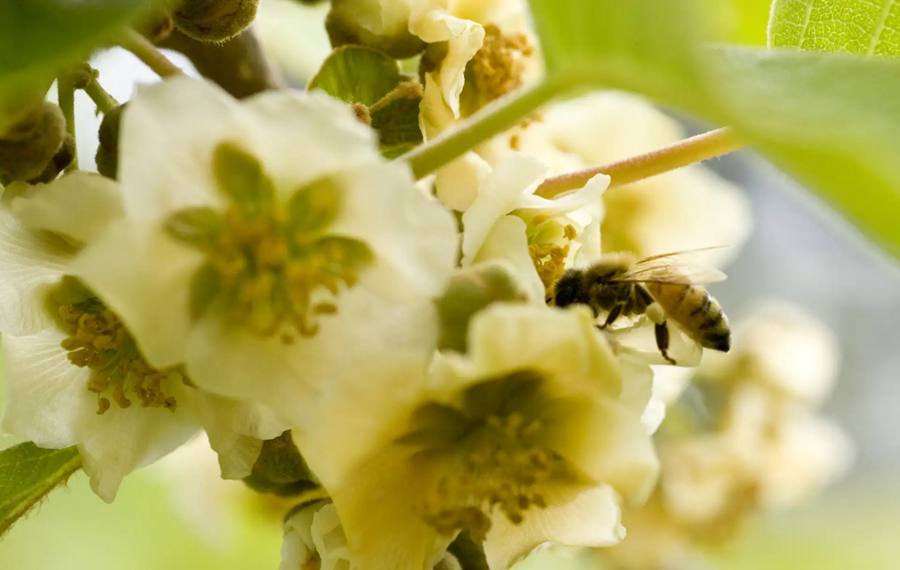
[551, 249, 731, 364]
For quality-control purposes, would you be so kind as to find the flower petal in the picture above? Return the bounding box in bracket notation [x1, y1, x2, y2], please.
[10, 172, 123, 244]
[472, 215, 544, 302]
[71, 220, 204, 369]
[484, 485, 624, 569]
[0, 207, 68, 334]
[1, 329, 93, 448]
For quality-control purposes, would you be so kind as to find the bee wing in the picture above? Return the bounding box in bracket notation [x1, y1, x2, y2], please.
[611, 248, 729, 285]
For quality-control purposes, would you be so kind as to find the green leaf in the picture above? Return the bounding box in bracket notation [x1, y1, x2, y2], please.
[0, 0, 150, 132]
[524, 0, 900, 258]
[0, 442, 81, 537]
[370, 81, 424, 158]
[769, 0, 900, 55]
[308, 45, 402, 106]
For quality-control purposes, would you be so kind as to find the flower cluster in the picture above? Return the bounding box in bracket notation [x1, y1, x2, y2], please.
[0, 1, 847, 569]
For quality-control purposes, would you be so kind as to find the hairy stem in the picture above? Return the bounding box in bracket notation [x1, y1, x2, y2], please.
[402, 76, 568, 179]
[83, 80, 119, 114]
[537, 127, 744, 197]
[121, 29, 184, 78]
[56, 75, 77, 172]
[161, 29, 284, 99]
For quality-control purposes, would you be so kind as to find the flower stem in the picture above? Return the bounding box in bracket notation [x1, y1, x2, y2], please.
[402, 76, 569, 179]
[83, 79, 119, 114]
[537, 127, 744, 197]
[120, 29, 184, 78]
[57, 74, 78, 172]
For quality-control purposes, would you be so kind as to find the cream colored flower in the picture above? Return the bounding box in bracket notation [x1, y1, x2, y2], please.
[0, 173, 286, 501]
[304, 304, 658, 570]
[460, 153, 608, 302]
[491, 91, 753, 267]
[72, 77, 457, 422]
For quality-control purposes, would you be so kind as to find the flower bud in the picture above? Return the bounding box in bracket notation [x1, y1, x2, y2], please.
[172, 0, 259, 43]
[243, 430, 317, 496]
[29, 134, 75, 183]
[326, 0, 426, 59]
[0, 102, 66, 184]
[435, 261, 529, 353]
[95, 104, 125, 179]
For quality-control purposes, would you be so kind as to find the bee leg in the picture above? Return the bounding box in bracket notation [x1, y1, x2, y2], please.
[655, 321, 677, 365]
[598, 303, 624, 329]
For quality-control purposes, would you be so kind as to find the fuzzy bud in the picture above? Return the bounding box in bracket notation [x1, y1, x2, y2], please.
[0, 103, 67, 184]
[326, 0, 426, 59]
[95, 104, 126, 179]
[172, 0, 259, 42]
[244, 431, 316, 496]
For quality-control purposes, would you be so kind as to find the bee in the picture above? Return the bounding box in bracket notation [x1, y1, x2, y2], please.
[551, 249, 731, 364]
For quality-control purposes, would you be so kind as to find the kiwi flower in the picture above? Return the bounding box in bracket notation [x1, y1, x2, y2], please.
[301, 304, 658, 570]
[71, 77, 458, 421]
[0, 173, 286, 501]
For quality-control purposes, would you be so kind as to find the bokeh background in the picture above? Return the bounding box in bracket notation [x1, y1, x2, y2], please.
[2, 1, 899, 568]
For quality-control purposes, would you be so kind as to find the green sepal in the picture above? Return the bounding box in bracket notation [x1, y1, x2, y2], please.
[287, 177, 343, 235]
[164, 206, 222, 247]
[243, 431, 318, 497]
[371, 81, 424, 158]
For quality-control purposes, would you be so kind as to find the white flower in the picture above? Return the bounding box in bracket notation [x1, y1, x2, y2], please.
[281, 501, 354, 570]
[305, 304, 658, 570]
[71, 77, 458, 423]
[460, 154, 608, 302]
[489, 91, 753, 267]
[0, 173, 286, 501]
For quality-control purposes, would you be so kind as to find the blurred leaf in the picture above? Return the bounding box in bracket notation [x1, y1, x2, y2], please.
[0, 442, 81, 537]
[723, 0, 772, 45]
[370, 81, 423, 158]
[527, 0, 900, 258]
[308, 45, 402, 106]
[769, 0, 900, 54]
[0, 0, 150, 132]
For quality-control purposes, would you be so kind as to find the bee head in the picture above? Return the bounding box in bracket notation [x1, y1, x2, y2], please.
[551, 270, 584, 307]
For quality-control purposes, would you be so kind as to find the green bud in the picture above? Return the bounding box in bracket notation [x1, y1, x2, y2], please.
[0, 103, 66, 185]
[326, 0, 426, 59]
[243, 431, 317, 496]
[435, 262, 529, 353]
[29, 134, 75, 184]
[172, 0, 259, 43]
[95, 104, 125, 179]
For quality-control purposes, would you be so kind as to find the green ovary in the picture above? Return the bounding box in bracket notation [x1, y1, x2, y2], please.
[165, 142, 374, 341]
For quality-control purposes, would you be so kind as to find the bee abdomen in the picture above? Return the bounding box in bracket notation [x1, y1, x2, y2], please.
[647, 283, 731, 352]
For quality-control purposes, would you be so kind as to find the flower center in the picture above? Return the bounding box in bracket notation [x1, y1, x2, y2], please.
[165, 143, 373, 342]
[469, 24, 534, 103]
[59, 297, 182, 415]
[522, 213, 578, 293]
[398, 369, 577, 540]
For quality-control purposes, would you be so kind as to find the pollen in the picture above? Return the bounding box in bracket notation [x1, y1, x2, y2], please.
[469, 24, 534, 103]
[59, 298, 183, 415]
[165, 143, 374, 341]
[525, 215, 578, 293]
[399, 370, 577, 541]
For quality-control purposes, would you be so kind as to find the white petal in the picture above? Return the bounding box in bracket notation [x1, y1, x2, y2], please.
[461, 154, 546, 264]
[10, 172, 123, 244]
[0, 207, 68, 334]
[434, 153, 491, 211]
[242, 89, 380, 196]
[119, 77, 243, 219]
[1, 329, 93, 448]
[411, 8, 484, 116]
[332, 160, 459, 299]
[484, 486, 624, 569]
[76, 396, 198, 502]
[71, 220, 204, 369]
[472, 215, 544, 303]
[194, 392, 288, 479]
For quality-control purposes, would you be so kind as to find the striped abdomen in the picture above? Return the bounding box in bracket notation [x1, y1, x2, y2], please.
[646, 283, 731, 352]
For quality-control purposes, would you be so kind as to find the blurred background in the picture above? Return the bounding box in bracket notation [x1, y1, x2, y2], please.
[2, 1, 899, 568]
